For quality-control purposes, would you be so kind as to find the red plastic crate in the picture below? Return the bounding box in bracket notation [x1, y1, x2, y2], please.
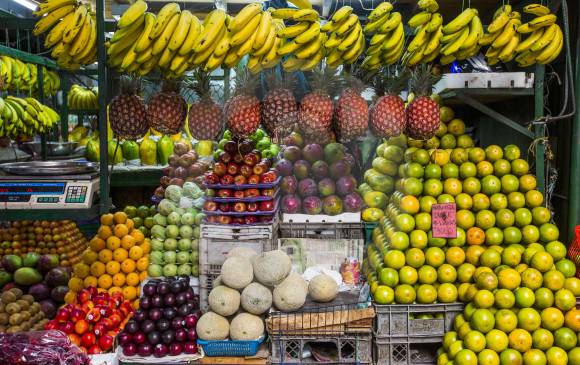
[568, 225, 580, 279]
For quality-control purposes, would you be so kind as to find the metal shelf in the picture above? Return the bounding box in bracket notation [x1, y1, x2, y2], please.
[0, 205, 101, 221]
[0, 44, 57, 69]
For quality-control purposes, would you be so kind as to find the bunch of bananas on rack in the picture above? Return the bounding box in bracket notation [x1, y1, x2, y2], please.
[0, 56, 60, 96]
[0, 96, 59, 138]
[271, 7, 328, 71]
[437, 7, 483, 65]
[68, 84, 98, 110]
[33, 0, 97, 69]
[514, 4, 563, 67]
[479, 5, 521, 65]
[361, 2, 402, 69]
[401, 0, 444, 66]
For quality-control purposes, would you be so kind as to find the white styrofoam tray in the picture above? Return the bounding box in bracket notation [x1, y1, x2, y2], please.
[282, 212, 361, 223]
[435, 72, 534, 93]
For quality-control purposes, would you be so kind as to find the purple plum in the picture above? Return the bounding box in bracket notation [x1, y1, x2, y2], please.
[283, 146, 302, 162]
[303, 196, 323, 215]
[343, 192, 364, 212]
[311, 161, 329, 181]
[281, 176, 298, 194]
[317, 178, 336, 197]
[293, 160, 311, 180]
[329, 160, 351, 179]
[275, 159, 293, 176]
[298, 178, 318, 197]
[323, 195, 344, 215]
[336, 175, 357, 196]
[281, 194, 302, 214]
[302, 144, 324, 163]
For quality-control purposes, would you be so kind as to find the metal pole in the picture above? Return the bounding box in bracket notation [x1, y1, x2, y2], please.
[534, 65, 545, 194]
[37, 64, 47, 161]
[96, 0, 110, 214]
[568, 14, 580, 240]
[60, 72, 69, 141]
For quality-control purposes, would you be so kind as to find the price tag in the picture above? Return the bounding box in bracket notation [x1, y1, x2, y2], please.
[432, 203, 457, 238]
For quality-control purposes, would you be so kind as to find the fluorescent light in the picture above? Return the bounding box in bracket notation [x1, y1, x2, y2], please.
[13, 0, 38, 11]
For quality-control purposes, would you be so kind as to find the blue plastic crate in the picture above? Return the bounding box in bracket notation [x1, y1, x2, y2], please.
[197, 336, 265, 357]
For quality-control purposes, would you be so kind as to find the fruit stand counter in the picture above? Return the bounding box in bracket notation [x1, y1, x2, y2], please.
[110, 166, 164, 187]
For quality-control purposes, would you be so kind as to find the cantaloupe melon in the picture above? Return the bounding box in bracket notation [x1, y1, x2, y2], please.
[273, 272, 307, 312]
[229, 312, 264, 340]
[213, 275, 222, 287]
[253, 250, 292, 286]
[227, 247, 259, 261]
[308, 274, 339, 302]
[221, 256, 254, 289]
[241, 282, 272, 315]
[208, 286, 240, 316]
[196, 312, 230, 340]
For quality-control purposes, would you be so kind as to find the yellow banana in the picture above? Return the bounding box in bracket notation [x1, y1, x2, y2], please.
[120, 43, 139, 70]
[423, 25, 442, 55]
[69, 12, 92, 56]
[158, 46, 177, 68]
[529, 14, 557, 29]
[63, 5, 88, 43]
[150, 3, 180, 40]
[524, 4, 551, 16]
[230, 13, 261, 46]
[461, 15, 482, 50]
[487, 10, 510, 33]
[271, 8, 298, 20]
[498, 34, 520, 62]
[169, 53, 188, 72]
[368, 2, 392, 21]
[111, 13, 145, 43]
[253, 26, 276, 56]
[229, 3, 262, 32]
[194, 10, 226, 53]
[33, 0, 77, 17]
[343, 32, 364, 60]
[492, 19, 519, 49]
[277, 38, 302, 56]
[293, 9, 318, 22]
[336, 14, 358, 36]
[152, 12, 180, 55]
[177, 17, 201, 56]
[136, 46, 153, 64]
[205, 50, 229, 72]
[324, 32, 344, 49]
[338, 23, 360, 51]
[479, 29, 501, 46]
[363, 11, 390, 34]
[537, 31, 563, 64]
[288, 0, 312, 10]
[300, 48, 325, 71]
[408, 11, 431, 28]
[236, 30, 258, 57]
[442, 8, 476, 34]
[295, 22, 320, 44]
[515, 28, 543, 53]
[294, 33, 323, 59]
[212, 32, 232, 58]
[33, 4, 76, 35]
[44, 11, 75, 48]
[441, 26, 469, 55]
[378, 12, 402, 33]
[370, 32, 388, 47]
[118, 0, 147, 28]
[408, 26, 429, 53]
[418, 0, 439, 13]
[425, 13, 443, 32]
[530, 23, 559, 52]
[517, 23, 534, 34]
[192, 27, 224, 66]
[167, 10, 193, 51]
[278, 22, 309, 38]
[321, 19, 341, 33]
[382, 22, 404, 50]
[253, 11, 272, 50]
[332, 6, 353, 23]
[282, 57, 304, 72]
[134, 12, 156, 53]
[261, 36, 281, 65]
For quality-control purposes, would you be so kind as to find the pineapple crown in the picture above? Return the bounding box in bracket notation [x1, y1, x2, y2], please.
[340, 66, 369, 95]
[409, 65, 441, 97]
[186, 70, 214, 102]
[263, 68, 296, 92]
[118, 75, 141, 96]
[160, 79, 182, 94]
[231, 64, 259, 97]
[373, 68, 410, 97]
[306, 65, 341, 98]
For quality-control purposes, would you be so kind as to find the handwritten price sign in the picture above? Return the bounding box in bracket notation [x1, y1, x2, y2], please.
[432, 203, 457, 238]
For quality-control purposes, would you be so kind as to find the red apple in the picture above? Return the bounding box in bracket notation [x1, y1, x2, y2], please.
[109, 313, 122, 328]
[219, 203, 231, 212]
[247, 203, 258, 212]
[203, 201, 218, 212]
[233, 153, 243, 164]
[70, 308, 86, 322]
[56, 308, 71, 322]
[221, 175, 234, 185]
[234, 175, 247, 185]
[234, 190, 245, 199]
[217, 189, 233, 198]
[207, 216, 219, 223]
[81, 332, 96, 347]
[92, 321, 108, 337]
[218, 215, 232, 224]
[243, 153, 258, 166]
[245, 216, 258, 225]
[253, 163, 266, 176]
[244, 188, 260, 197]
[219, 151, 232, 163]
[260, 171, 278, 183]
[248, 175, 260, 184]
[98, 335, 114, 352]
[44, 320, 59, 330]
[233, 217, 245, 225]
[213, 162, 227, 176]
[259, 215, 273, 223]
[227, 162, 239, 175]
[60, 321, 74, 334]
[261, 188, 275, 196]
[88, 345, 102, 355]
[233, 202, 247, 212]
[77, 289, 91, 304]
[86, 307, 101, 323]
[204, 172, 220, 184]
[240, 164, 253, 177]
[259, 201, 275, 211]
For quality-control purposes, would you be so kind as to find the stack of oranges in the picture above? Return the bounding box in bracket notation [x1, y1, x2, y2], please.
[67, 212, 150, 308]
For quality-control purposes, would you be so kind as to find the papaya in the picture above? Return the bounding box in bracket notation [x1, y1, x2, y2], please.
[86, 139, 100, 161]
[107, 140, 123, 165]
[157, 135, 174, 165]
[140, 137, 157, 165]
[121, 140, 140, 160]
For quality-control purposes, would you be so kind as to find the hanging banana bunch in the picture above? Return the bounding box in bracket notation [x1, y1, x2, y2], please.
[319, 6, 365, 69]
[68, 84, 98, 110]
[361, 2, 403, 70]
[514, 4, 563, 67]
[33, 0, 97, 69]
[478, 5, 522, 65]
[401, 0, 443, 67]
[438, 6, 483, 65]
[0, 96, 59, 138]
[0, 56, 60, 96]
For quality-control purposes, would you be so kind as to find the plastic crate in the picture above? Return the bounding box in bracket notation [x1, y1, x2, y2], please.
[280, 222, 364, 239]
[198, 336, 265, 357]
[270, 334, 372, 364]
[201, 218, 278, 240]
[374, 303, 464, 339]
[364, 222, 378, 244]
[373, 338, 439, 365]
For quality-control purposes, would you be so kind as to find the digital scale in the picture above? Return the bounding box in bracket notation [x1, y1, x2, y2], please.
[0, 161, 100, 210]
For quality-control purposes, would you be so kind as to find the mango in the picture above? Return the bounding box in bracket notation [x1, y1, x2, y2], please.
[364, 191, 388, 209]
[140, 137, 157, 165]
[362, 208, 384, 222]
[157, 135, 174, 165]
[195, 140, 214, 157]
[86, 139, 100, 161]
[121, 140, 140, 160]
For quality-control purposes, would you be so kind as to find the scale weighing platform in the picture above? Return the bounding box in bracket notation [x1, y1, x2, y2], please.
[0, 161, 100, 210]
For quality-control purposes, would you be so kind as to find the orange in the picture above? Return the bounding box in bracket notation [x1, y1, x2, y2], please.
[495, 309, 518, 333]
[418, 265, 438, 284]
[568, 348, 580, 365]
[126, 272, 140, 286]
[437, 263, 457, 283]
[466, 245, 486, 265]
[498, 268, 521, 290]
[394, 284, 415, 304]
[546, 347, 568, 365]
[500, 350, 522, 365]
[131, 229, 145, 243]
[113, 248, 128, 262]
[446, 246, 466, 266]
[416, 284, 437, 304]
[97, 274, 113, 289]
[109, 286, 123, 296]
[84, 276, 98, 288]
[438, 283, 458, 303]
[478, 349, 499, 365]
[384, 250, 406, 269]
[425, 247, 445, 267]
[541, 307, 565, 331]
[400, 195, 420, 214]
[532, 328, 554, 350]
[479, 248, 501, 268]
[405, 248, 425, 268]
[457, 263, 476, 283]
[522, 349, 546, 365]
[113, 211, 127, 224]
[564, 308, 580, 332]
[98, 249, 113, 263]
[464, 330, 487, 352]
[122, 286, 137, 301]
[515, 287, 536, 308]
[100, 213, 114, 226]
[112, 273, 126, 287]
[139, 271, 148, 281]
[555, 259, 576, 278]
[89, 237, 106, 252]
[90, 261, 106, 277]
[474, 289, 495, 309]
[554, 288, 576, 311]
[467, 227, 486, 245]
[543, 270, 565, 291]
[373, 285, 395, 304]
[105, 261, 121, 275]
[64, 291, 76, 304]
[97, 225, 113, 240]
[121, 235, 136, 250]
[476, 271, 498, 290]
[82, 250, 98, 265]
[564, 277, 580, 295]
[518, 308, 542, 331]
[121, 258, 136, 274]
[136, 257, 149, 272]
[494, 289, 515, 309]
[534, 287, 555, 309]
[68, 277, 84, 292]
[554, 327, 577, 351]
[531, 251, 554, 273]
[125, 219, 134, 231]
[521, 267, 544, 290]
[399, 266, 418, 285]
[508, 329, 533, 352]
[129, 245, 144, 260]
[457, 210, 476, 230]
[140, 240, 151, 254]
[106, 236, 121, 251]
[470, 308, 495, 333]
[114, 224, 129, 238]
[520, 174, 538, 191]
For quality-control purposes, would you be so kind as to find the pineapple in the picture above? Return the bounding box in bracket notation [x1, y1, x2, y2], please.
[334, 74, 369, 142]
[298, 67, 338, 138]
[108, 76, 148, 140]
[261, 70, 298, 142]
[187, 70, 224, 141]
[406, 65, 441, 140]
[225, 67, 261, 138]
[370, 70, 410, 138]
[147, 80, 188, 135]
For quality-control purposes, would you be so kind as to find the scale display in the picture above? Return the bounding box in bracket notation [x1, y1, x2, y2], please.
[0, 178, 98, 209]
